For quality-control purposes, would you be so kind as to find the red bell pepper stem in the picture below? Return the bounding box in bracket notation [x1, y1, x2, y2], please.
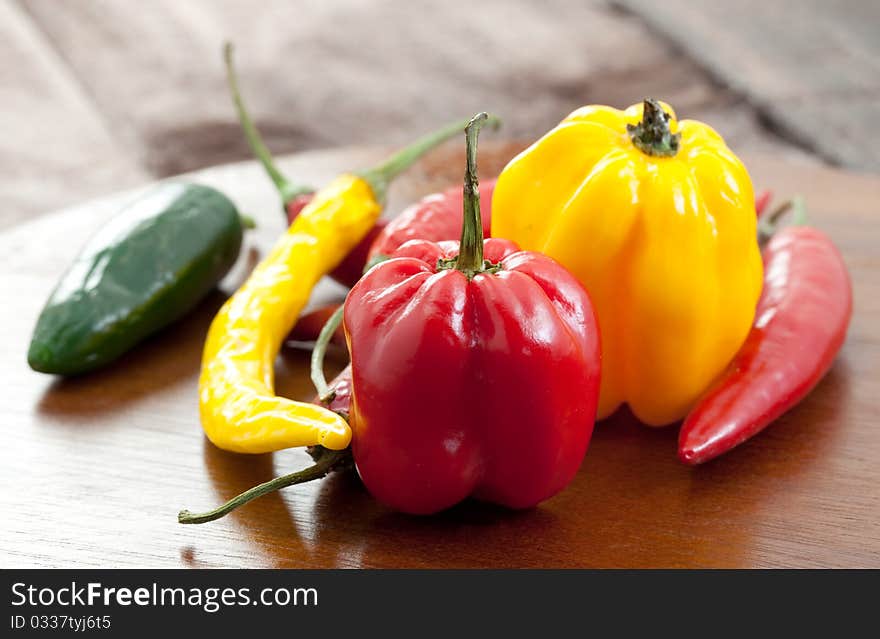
[434, 113, 500, 278]
[455, 113, 488, 274]
[223, 43, 314, 209]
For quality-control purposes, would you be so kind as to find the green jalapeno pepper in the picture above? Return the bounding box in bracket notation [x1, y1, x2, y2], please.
[28, 182, 252, 375]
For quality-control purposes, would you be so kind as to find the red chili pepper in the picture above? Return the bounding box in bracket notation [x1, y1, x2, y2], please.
[754, 189, 773, 218]
[283, 192, 314, 221]
[319, 364, 354, 417]
[286, 303, 346, 347]
[678, 198, 852, 464]
[341, 114, 600, 513]
[224, 44, 385, 287]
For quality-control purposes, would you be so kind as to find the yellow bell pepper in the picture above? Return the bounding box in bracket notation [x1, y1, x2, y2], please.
[492, 99, 762, 426]
[199, 116, 484, 454]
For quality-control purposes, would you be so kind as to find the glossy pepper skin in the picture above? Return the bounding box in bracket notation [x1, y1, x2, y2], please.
[29, 183, 250, 375]
[343, 114, 600, 514]
[200, 175, 376, 453]
[199, 115, 483, 455]
[492, 99, 763, 426]
[679, 207, 852, 464]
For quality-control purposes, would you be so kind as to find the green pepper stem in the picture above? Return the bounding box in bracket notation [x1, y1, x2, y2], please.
[455, 113, 489, 275]
[627, 98, 680, 158]
[310, 304, 345, 403]
[178, 448, 350, 524]
[238, 213, 256, 230]
[358, 114, 501, 205]
[757, 195, 809, 245]
[223, 42, 313, 207]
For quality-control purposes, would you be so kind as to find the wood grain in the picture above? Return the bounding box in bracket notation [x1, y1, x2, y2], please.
[1, 142, 878, 568]
[615, 0, 880, 171]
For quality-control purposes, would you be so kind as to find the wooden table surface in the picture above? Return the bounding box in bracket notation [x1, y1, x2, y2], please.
[1, 142, 878, 568]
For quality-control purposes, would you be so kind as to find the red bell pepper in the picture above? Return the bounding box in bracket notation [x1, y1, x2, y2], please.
[224, 44, 386, 287]
[678, 198, 852, 464]
[342, 113, 600, 513]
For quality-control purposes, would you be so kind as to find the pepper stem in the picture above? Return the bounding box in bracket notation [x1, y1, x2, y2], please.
[358, 114, 501, 205]
[223, 42, 313, 207]
[238, 213, 257, 230]
[456, 113, 489, 275]
[627, 98, 680, 158]
[310, 304, 345, 403]
[178, 448, 350, 524]
[758, 195, 809, 244]
[435, 113, 501, 278]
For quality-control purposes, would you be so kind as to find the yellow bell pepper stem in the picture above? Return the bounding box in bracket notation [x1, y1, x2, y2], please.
[626, 98, 681, 157]
[200, 115, 494, 454]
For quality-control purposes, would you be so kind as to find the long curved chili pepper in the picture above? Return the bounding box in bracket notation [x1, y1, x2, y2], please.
[224, 43, 386, 287]
[678, 198, 852, 464]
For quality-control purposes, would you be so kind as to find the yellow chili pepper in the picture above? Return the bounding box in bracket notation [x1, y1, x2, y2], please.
[200, 116, 488, 454]
[492, 99, 762, 426]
